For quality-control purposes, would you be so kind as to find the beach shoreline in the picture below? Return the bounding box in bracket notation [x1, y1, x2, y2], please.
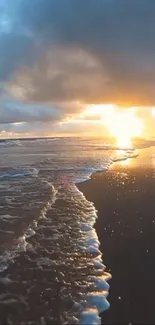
[77, 147, 155, 324]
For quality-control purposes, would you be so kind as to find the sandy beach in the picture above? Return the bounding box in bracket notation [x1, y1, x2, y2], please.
[78, 147, 155, 324]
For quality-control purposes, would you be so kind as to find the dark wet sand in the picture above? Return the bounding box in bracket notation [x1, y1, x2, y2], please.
[78, 148, 155, 324]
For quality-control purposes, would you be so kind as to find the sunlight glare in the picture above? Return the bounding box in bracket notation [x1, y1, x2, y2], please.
[117, 136, 132, 148]
[105, 110, 144, 148]
[152, 108, 155, 117]
[81, 104, 116, 119]
[83, 104, 144, 148]
[120, 158, 131, 166]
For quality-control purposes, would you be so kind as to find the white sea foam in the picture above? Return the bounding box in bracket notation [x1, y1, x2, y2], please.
[113, 150, 139, 163]
[93, 259, 106, 270]
[94, 276, 110, 291]
[17, 235, 28, 251]
[86, 237, 100, 248]
[81, 223, 93, 232]
[80, 308, 101, 325]
[87, 291, 110, 313]
[68, 185, 111, 324]
[0, 250, 17, 272]
[25, 228, 36, 239]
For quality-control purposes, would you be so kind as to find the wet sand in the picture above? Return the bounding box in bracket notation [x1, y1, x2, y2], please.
[78, 148, 155, 324]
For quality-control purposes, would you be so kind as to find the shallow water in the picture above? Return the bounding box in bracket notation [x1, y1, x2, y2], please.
[0, 137, 140, 324]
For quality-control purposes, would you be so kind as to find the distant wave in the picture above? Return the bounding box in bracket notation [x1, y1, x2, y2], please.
[0, 168, 38, 180]
[96, 139, 155, 151]
[96, 145, 134, 151]
[33, 137, 59, 143]
[0, 140, 22, 147]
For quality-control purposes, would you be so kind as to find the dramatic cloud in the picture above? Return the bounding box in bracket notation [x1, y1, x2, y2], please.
[0, 101, 60, 124]
[0, 100, 84, 123]
[1, 0, 155, 136]
[7, 48, 105, 103]
[1, 0, 155, 105]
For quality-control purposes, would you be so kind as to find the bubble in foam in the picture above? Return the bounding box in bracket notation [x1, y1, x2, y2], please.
[81, 223, 93, 232]
[25, 228, 36, 239]
[93, 259, 105, 270]
[94, 276, 110, 291]
[87, 291, 110, 313]
[30, 168, 39, 177]
[80, 308, 101, 325]
[101, 272, 112, 282]
[85, 246, 101, 255]
[17, 235, 28, 251]
[86, 237, 100, 248]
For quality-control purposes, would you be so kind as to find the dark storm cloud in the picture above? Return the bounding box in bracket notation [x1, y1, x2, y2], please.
[1, 0, 155, 112]
[14, 0, 155, 56]
[0, 1, 37, 82]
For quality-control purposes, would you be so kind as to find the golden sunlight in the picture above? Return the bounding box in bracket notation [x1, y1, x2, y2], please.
[152, 108, 155, 117]
[119, 158, 131, 166]
[116, 136, 132, 148]
[81, 104, 116, 119]
[104, 110, 144, 148]
[83, 104, 144, 148]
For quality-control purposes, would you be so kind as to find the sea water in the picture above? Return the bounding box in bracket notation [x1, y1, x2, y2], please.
[0, 137, 139, 324]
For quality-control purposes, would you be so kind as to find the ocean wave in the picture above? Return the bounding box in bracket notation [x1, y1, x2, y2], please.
[0, 140, 22, 147]
[0, 168, 39, 180]
[0, 178, 56, 274]
[0, 137, 143, 324]
[96, 145, 134, 151]
[113, 152, 139, 162]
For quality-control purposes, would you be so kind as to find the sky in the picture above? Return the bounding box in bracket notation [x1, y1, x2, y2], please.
[0, 0, 155, 138]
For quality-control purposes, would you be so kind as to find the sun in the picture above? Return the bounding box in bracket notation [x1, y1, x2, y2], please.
[104, 110, 144, 148]
[83, 104, 144, 148]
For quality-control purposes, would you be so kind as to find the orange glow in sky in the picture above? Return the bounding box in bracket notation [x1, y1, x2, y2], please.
[82, 104, 144, 147]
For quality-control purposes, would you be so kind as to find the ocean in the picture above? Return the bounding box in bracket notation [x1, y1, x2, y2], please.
[0, 137, 146, 324]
